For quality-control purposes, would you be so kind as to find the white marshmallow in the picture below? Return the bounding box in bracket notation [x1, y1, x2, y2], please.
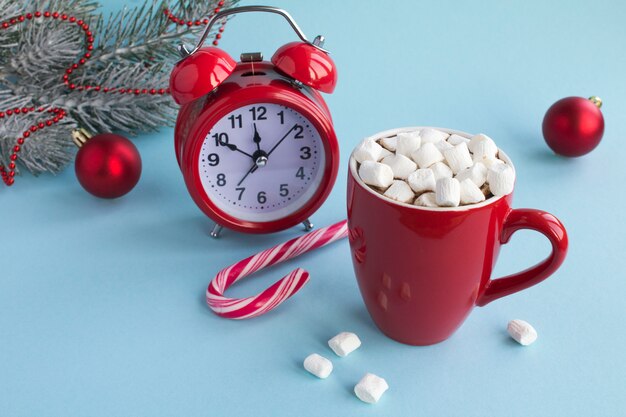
[443, 142, 473, 174]
[455, 162, 488, 187]
[383, 180, 415, 203]
[303, 353, 333, 378]
[353, 138, 384, 163]
[487, 163, 515, 196]
[435, 140, 454, 152]
[447, 134, 470, 146]
[414, 192, 438, 207]
[507, 319, 538, 346]
[468, 133, 494, 153]
[379, 136, 397, 152]
[381, 153, 417, 179]
[358, 161, 394, 189]
[407, 168, 436, 193]
[482, 157, 505, 169]
[472, 139, 499, 164]
[378, 147, 393, 161]
[395, 131, 421, 157]
[429, 161, 453, 181]
[435, 177, 460, 207]
[459, 178, 485, 205]
[354, 373, 389, 404]
[419, 128, 448, 144]
[411, 142, 444, 168]
[328, 332, 362, 357]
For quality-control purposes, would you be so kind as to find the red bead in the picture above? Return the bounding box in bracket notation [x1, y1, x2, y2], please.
[46, 120, 53, 126]
[8, 171, 15, 177]
[187, 21, 193, 27]
[216, 33, 221, 39]
[22, 107, 29, 113]
[77, 20, 83, 25]
[158, 89, 165, 94]
[10, 18, 16, 24]
[86, 31, 92, 37]
[213, 40, 218, 46]
[195, 20, 201, 26]
[134, 89, 141, 94]
[203, 19, 209, 24]
[219, 26, 224, 32]
[17, 138, 24, 144]
[9, 163, 15, 169]
[52, 12, 59, 18]
[7, 178, 14, 185]
[82, 24, 89, 30]
[218, 1, 225, 5]
[26, 13, 33, 19]
[103, 88, 109, 92]
[13, 145, 20, 152]
[0, 112, 4, 117]
[63, 75, 69, 80]
[14, 108, 20, 114]
[87, 36, 94, 42]
[119, 88, 126, 93]
[10, 154, 17, 161]
[19, 16, 25, 22]
[30, 126, 37, 132]
[44, 11, 51, 17]
[2, 23, 8, 29]
[23, 131, 30, 137]
[38, 122, 44, 128]
[35, 11, 42, 18]
[69, 16, 76, 22]
[53, 117, 59, 122]
[84, 52, 91, 58]
[79, 58, 86, 64]
[178, 20, 185, 26]
[87, 45, 93, 51]
[94, 86, 101, 91]
[66, 68, 73, 74]
[72, 63, 79, 69]
[61, 14, 67, 20]
[69, 84, 76, 89]
[6, 110, 12, 115]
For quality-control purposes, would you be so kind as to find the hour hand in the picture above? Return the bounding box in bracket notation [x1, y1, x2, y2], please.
[223, 142, 254, 159]
[253, 123, 262, 152]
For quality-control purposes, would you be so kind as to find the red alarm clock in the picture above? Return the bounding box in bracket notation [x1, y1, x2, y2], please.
[170, 6, 339, 237]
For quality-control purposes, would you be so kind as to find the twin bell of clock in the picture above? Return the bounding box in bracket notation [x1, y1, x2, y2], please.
[169, 6, 339, 237]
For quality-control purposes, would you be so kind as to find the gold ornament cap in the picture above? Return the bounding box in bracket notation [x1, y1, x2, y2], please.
[71, 128, 93, 148]
[588, 96, 603, 108]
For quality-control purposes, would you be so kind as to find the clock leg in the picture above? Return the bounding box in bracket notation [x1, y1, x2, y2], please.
[302, 219, 314, 232]
[210, 224, 223, 238]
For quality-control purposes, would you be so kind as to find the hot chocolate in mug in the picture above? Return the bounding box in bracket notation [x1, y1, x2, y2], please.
[347, 127, 568, 345]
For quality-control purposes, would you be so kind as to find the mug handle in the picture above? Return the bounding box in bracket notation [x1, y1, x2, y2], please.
[475, 209, 568, 306]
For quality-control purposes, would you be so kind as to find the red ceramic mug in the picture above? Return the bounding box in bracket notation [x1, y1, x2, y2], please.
[346, 127, 568, 345]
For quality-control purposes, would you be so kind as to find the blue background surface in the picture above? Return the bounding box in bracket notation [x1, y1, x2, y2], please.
[2, 1, 625, 416]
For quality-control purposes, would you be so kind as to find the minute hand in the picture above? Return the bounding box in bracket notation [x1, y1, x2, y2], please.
[267, 124, 298, 156]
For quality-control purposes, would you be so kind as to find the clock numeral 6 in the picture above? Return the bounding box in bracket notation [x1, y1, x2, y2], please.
[212, 132, 229, 146]
[257, 191, 267, 204]
[216, 173, 226, 186]
[235, 187, 245, 200]
[299, 146, 311, 160]
[279, 184, 289, 197]
[207, 153, 219, 166]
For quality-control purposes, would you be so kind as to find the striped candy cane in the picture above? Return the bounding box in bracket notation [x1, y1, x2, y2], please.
[207, 220, 348, 319]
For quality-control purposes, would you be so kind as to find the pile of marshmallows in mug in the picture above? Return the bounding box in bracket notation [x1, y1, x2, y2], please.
[354, 128, 515, 207]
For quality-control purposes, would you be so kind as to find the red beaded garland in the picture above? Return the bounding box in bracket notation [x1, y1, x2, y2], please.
[0, 4, 230, 187]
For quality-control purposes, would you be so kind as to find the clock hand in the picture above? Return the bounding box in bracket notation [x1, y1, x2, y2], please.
[237, 163, 259, 186]
[253, 123, 262, 153]
[267, 124, 298, 156]
[223, 142, 254, 159]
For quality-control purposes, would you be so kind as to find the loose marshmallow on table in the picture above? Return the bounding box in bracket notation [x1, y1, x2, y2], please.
[429, 161, 453, 181]
[353, 138, 384, 163]
[414, 192, 438, 207]
[328, 332, 361, 357]
[487, 163, 515, 196]
[443, 142, 473, 174]
[380, 135, 398, 152]
[407, 168, 436, 193]
[419, 128, 448, 144]
[383, 180, 415, 203]
[381, 153, 417, 179]
[507, 319, 538, 346]
[436, 177, 460, 207]
[448, 133, 470, 146]
[354, 373, 389, 404]
[411, 142, 444, 168]
[358, 161, 394, 189]
[303, 353, 333, 379]
[459, 178, 485, 205]
[455, 162, 487, 187]
[395, 131, 421, 157]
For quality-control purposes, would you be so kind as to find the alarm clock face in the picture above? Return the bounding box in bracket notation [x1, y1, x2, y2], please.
[198, 102, 326, 222]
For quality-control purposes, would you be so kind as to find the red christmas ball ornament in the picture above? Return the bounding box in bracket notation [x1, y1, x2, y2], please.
[542, 96, 605, 157]
[72, 129, 142, 198]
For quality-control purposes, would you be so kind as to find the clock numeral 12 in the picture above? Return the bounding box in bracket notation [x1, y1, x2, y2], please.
[249, 106, 267, 121]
